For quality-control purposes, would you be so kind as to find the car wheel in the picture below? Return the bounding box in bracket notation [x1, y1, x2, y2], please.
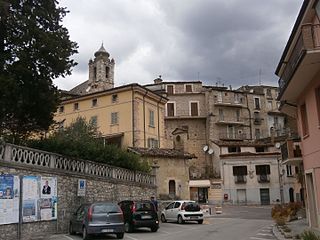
[69, 223, 76, 235]
[124, 222, 133, 233]
[161, 214, 167, 223]
[150, 226, 158, 232]
[177, 215, 184, 224]
[82, 226, 89, 240]
[198, 220, 203, 224]
[116, 232, 124, 239]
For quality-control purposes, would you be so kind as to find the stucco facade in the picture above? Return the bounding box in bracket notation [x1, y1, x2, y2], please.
[276, 0, 320, 228]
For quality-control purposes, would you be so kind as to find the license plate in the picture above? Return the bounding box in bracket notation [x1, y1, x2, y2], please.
[101, 229, 114, 233]
[190, 216, 198, 219]
[141, 215, 152, 219]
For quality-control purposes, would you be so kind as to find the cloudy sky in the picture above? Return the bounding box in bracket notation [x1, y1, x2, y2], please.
[54, 0, 302, 90]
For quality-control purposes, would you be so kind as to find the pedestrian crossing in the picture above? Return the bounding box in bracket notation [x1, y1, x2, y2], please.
[249, 225, 276, 240]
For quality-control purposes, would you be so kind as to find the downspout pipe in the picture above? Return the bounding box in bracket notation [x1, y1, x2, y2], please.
[245, 93, 253, 139]
[143, 90, 148, 148]
[157, 96, 163, 148]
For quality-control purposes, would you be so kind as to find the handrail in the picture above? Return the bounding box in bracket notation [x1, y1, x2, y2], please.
[0, 143, 155, 186]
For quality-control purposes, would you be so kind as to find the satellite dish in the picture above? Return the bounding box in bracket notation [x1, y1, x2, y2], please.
[208, 148, 214, 155]
[203, 145, 209, 152]
[275, 142, 281, 149]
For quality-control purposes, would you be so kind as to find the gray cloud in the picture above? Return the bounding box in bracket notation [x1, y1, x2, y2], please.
[55, 0, 302, 90]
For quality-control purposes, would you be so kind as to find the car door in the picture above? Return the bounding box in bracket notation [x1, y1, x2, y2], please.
[171, 202, 181, 220]
[73, 205, 85, 233]
[164, 202, 175, 221]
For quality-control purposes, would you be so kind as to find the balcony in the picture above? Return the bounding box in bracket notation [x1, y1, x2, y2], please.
[214, 100, 244, 108]
[234, 175, 247, 184]
[257, 174, 270, 183]
[280, 139, 303, 166]
[278, 23, 320, 102]
[219, 132, 248, 140]
[216, 118, 245, 126]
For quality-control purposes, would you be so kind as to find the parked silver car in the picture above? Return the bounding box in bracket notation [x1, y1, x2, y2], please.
[160, 200, 204, 224]
[69, 202, 125, 239]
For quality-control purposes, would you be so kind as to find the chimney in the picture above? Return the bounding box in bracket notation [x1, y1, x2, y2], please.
[154, 75, 163, 84]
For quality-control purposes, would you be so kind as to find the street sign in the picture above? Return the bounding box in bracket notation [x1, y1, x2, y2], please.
[77, 179, 86, 197]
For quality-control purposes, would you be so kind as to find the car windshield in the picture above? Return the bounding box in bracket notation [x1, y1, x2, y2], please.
[135, 202, 153, 211]
[93, 204, 121, 213]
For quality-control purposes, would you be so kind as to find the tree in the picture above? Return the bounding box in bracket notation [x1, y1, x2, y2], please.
[0, 0, 78, 142]
[28, 117, 151, 172]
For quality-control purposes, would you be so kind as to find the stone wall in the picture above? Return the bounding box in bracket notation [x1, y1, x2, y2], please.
[0, 144, 156, 240]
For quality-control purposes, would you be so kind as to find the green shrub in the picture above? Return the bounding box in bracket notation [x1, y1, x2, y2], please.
[300, 230, 320, 240]
[27, 117, 150, 172]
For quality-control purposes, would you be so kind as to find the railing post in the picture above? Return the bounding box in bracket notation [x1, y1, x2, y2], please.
[50, 155, 55, 169]
[4, 144, 12, 162]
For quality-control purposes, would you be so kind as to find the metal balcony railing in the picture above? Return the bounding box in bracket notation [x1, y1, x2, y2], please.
[219, 132, 248, 140]
[257, 174, 270, 183]
[278, 24, 320, 96]
[234, 175, 247, 184]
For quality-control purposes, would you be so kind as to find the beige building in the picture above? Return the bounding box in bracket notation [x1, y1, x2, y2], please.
[55, 46, 167, 149]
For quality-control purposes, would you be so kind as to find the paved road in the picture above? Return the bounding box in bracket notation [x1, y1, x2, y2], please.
[50, 206, 276, 240]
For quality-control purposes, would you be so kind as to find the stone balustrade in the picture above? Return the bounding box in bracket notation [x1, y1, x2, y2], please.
[0, 142, 155, 186]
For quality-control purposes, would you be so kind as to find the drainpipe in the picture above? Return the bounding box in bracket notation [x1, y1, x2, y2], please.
[157, 96, 163, 148]
[245, 93, 253, 139]
[143, 90, 148, 148]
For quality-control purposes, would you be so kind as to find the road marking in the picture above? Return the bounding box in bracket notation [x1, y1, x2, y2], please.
[250, 237, 272, 240]
[63, 235, 74, 240]
[257, 233, 274, 236]
[125, 235, 139, 240]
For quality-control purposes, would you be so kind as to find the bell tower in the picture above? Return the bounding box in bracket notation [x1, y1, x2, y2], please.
[87, 44, 115, 93]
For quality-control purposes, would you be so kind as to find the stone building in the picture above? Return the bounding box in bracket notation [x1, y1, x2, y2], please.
[145, 78, 298, 204]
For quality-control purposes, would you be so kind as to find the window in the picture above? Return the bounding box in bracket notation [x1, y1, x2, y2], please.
[92, 98, 98, 107]
[300, 103, 309, 136]
[167, 102, 175, 117]
[228, 146, 241, 153]
[112, 94, 118, 103]
[111, 112, 118, 125]
[255, 165, 270, 175]
[105, 66, 110, 78]
[94, 66, 97, 80]
[255, 147, 265, 153]
[254, 97, 260, 109]
[234, 93, 241, 103]
[219, 109, 224, 121]
[236, 109, 240, 121]
[274, 116, 279, 127]
[149, 110, 155, 127]
[255, 129, 261, 139]
[59, 106, 64, 113]
[190, 102, 199, 116]
[233, 166, 247, 176]
[316, 87, 320, 124]
[267, 101, 273, 110]
[169, 180, 176, 198]
[287, 165, 293, 177]
[74, 102, 79, 111]
[266, 89, 272, 97]
[185, 84, 193, 93]
[148, 138, 159, 148]
[90, 116, 98, 127]
[167, 85, 174, 94]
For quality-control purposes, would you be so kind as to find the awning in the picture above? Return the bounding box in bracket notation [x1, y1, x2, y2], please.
[282, 157, 303, 166]
[189, 180, 211, 188]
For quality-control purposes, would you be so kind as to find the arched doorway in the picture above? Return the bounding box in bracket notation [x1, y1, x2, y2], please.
[289, 188, 294, 202]
[169, 180, 176, 199]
